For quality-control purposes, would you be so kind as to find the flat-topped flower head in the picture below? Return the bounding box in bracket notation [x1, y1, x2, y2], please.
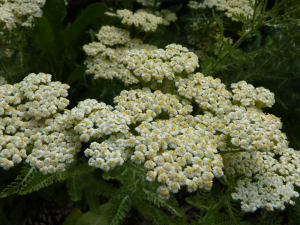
[136, 0, 160, 7]
[83, 26, 157, 85]
[96, 26, 131, 46]
[175, 72, 287, 155]
[116, 9, 163, 32]
[0, 0, 46, 30]
[154, 9, 177, 26]
[231, 81, 275, 108]
[121, 44, 199, 85]
[225, 149, 300, 212]
[188, 0, 254, 21]
[0, 73, 71, 171]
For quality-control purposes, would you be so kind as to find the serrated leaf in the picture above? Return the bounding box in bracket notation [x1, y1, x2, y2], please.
[18, 172, 56, 195]
[86, 179, 117, 197]
[200, 57, 217, 75]
[134, 201, 186, 225]
[65, 3, 109, 46]
[108, 195, 132, 225]
[212, 10, 224, 45]
[142, 188, 184, 217]
[0, 166, 36, 198]
[102, 166, 126, 181]
[205, 212, 240, 225]
[66, 178, 83, 202]
[85, 191, 101, 214]
[185, 190, 216, 212]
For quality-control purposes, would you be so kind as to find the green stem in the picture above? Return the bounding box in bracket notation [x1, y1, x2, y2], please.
[261, 0, 269, 18]
[141, 32, 150, 42]
[280, 49, 300, 65]
[168, 80, 176, 93]
[0, 60, 8, 74]
[134, 30, 141, 39]
[252, 0, 258, 25]
[207, 1, 299, 75]
[195, 105, 202, 116]
[130, 72, 147, 87]
[207, 11, 213, 57]
[262, 8, 300, 26]
[245, 30, 300, 81]
[208, 26, 255, 74]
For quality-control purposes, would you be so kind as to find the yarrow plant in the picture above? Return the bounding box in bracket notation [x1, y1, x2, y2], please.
[188, 0, 255, 21]
[1, 0, 300, 224]
[81, 32, 300, 212]
[0, 0, 46, 30]
[0, 73, 80, 173]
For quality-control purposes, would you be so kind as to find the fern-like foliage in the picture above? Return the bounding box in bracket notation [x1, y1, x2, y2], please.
[108, 194, 133, 225]
[18, 172, 57, 195]
[134, 201, 186, 225]
[191, 212, 240, 225]
[100, 160, 186, 224]
[186, 188, 244, 225]
[0, 166, 37, 198]
[253, 210, 284, 225]
[66, 177, 84, 202]
[186, 189, 217, 212]
[142, 188, 185, 218]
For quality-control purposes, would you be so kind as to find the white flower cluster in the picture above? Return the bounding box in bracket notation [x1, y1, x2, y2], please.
[83, 25, 157, 85]
[71, 99, 131, 171]
[225, 149, 300, 212]
[26, 118, 81, 175]
[132, 118, 223, 199]
[95, 26, 131, 46]
[231, 81, 275, 108]
[0, 0, 46, 30]
[116, 9, 163, 32]
[175, 72, 288, 154]
[187, 1, 206, 10]
[188, 0, 254, 21]
[0, 73, 73, 171]
[0, 47, 14, 59]
[80, 89, 223, 199]
[114, 88, 193, 122]
[136, 0, 160, 7]
[121, 44, 199, 84]
[73, 99, 132, 141]
[154, 9, 177, 26]
[83, 39, 300, 211]
[0, 76, 7, 85]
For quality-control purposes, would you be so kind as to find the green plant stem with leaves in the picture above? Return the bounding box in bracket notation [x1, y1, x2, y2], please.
[207, 0, 300, 76]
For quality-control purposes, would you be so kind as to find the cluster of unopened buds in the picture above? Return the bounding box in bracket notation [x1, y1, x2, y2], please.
[1, 26, 299, 214]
